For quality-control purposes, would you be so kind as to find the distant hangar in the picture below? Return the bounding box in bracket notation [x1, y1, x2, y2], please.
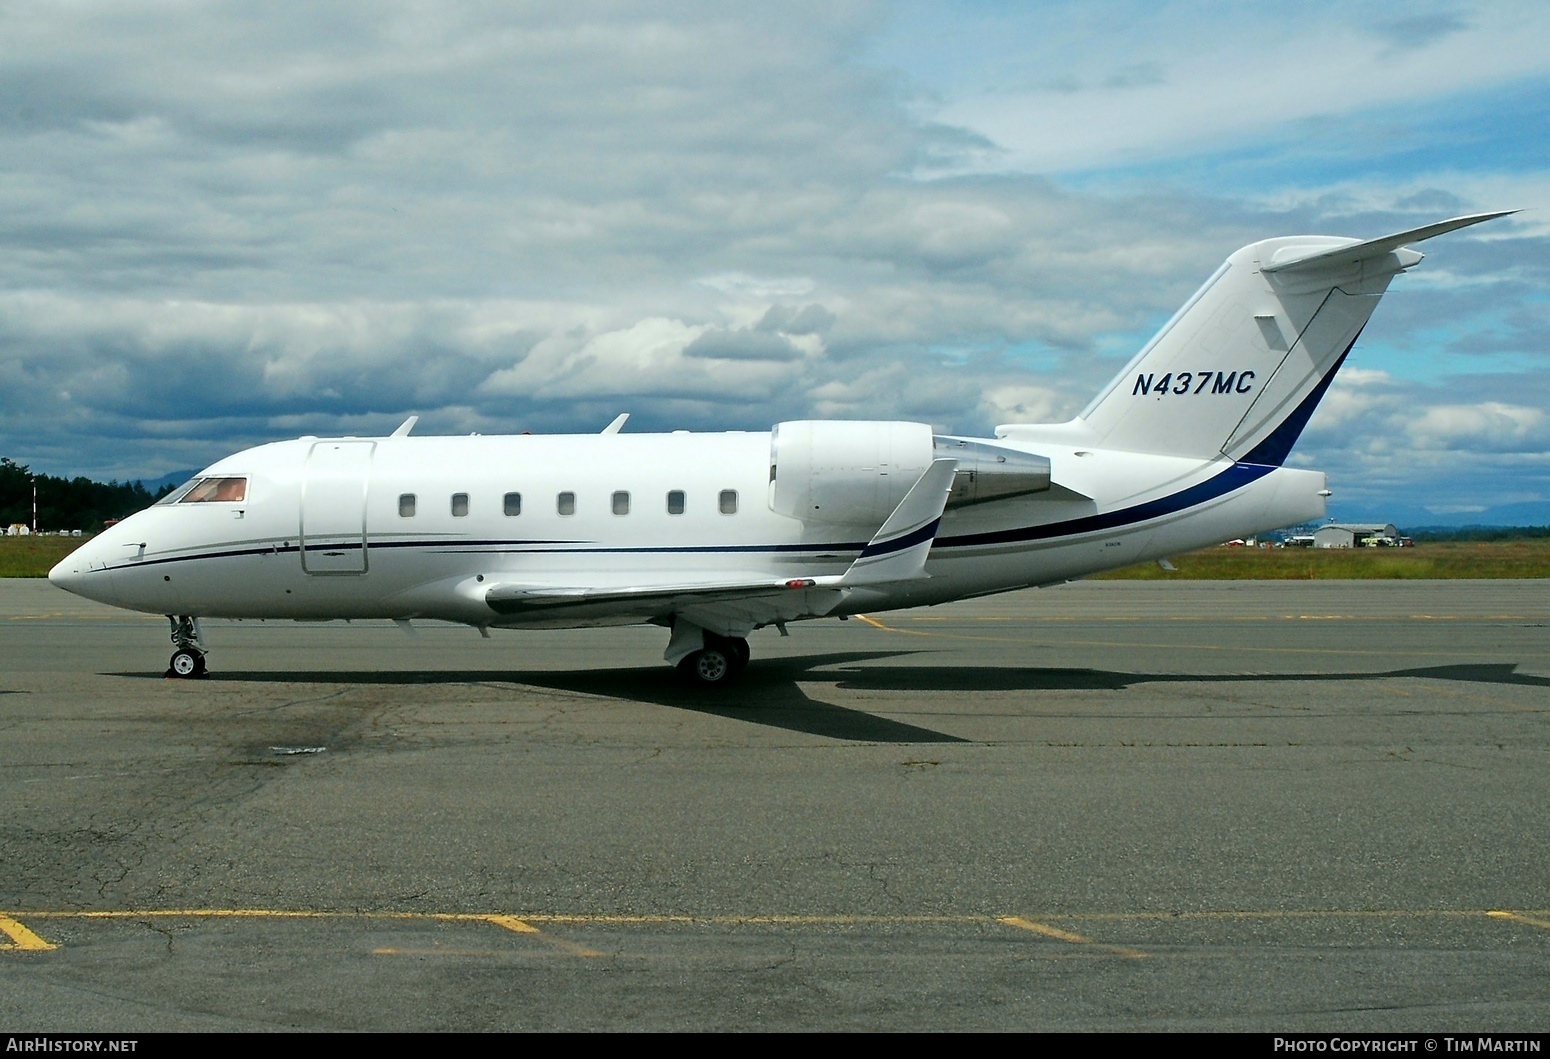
[1312, 523, 1402, 548]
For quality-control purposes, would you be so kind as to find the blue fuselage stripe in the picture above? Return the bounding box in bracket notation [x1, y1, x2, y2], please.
[934, 462, 1275, 549]
[858, 517, 942, 558]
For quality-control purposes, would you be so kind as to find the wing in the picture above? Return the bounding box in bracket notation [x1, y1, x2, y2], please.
[484, 576, 848, 632]
[481, 458, 959, 634]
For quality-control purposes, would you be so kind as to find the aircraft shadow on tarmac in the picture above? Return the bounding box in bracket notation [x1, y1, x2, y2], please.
[112, 654, 1550, 745]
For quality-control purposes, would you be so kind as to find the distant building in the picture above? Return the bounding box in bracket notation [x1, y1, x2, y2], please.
[1313, 523, 1399, 548]
[6, 524, 29, 537]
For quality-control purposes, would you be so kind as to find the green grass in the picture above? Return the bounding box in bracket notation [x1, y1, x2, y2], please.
[1094, 540, 1550, 579]
[0, 535, 86, 577]
[8, 536, 1550, 579]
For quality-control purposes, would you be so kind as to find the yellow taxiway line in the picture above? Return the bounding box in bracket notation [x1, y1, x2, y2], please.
[6, 908, 1549, 957]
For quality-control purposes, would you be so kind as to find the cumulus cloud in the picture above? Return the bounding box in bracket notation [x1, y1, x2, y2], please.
[0, 1, 1544, 524]
[1408, 402, 1548, 451]
[910, 0, 1550, 175]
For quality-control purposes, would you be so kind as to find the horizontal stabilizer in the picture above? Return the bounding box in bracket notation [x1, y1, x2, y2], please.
[1262, 211, 1516, 274]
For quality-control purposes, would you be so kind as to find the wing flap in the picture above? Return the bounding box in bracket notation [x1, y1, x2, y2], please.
[484, 576, 847, 635]
[485, 575, 830, 614]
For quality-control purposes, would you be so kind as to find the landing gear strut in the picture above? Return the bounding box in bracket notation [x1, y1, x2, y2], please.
[166, 615, 207, 679]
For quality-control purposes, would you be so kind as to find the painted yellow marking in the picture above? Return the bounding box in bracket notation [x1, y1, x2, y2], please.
[998, 916, 1147, 959]
[1488, 910, 1550, 931]
[17, 907, 1550, 924]
[531, 935, 603, 958]
[998, 916, 1089, 942]
[483, 913, 601, 957]
[375, 955, 514, 961]
[17, 908, 1549, 924]
[1050, 909, 1529, 922]
[0, 915, 56, 951]
[10, 906, 1550, 962]
[855, 614, 931, 636]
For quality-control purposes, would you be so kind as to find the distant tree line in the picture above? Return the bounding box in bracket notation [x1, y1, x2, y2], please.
[0, 458, 176, 533]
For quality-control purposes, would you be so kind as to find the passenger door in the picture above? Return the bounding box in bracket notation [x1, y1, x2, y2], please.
[301, 441, 373, 574]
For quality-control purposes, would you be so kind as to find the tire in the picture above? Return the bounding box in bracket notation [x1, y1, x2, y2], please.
[679, 647, 735, 687]
[703, 633, 750, 671]
[169, 649, 203, 678]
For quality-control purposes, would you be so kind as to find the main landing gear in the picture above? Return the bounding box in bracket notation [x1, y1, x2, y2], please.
[166, 615, 207, 679]
[674, 630, 751, 688]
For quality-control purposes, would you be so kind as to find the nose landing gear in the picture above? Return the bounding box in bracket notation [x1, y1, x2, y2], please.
[165, 615, 208, 679]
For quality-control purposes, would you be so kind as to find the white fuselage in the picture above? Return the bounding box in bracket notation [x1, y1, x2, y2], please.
[50, 426, 1326, 629]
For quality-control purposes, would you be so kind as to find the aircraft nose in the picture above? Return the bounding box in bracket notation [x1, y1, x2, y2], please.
[48, 542, 116, 604]
[47, 557, 79, 592]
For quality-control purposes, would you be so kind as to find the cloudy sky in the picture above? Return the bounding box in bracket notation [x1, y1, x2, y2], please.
[2, 0, 1546, 520]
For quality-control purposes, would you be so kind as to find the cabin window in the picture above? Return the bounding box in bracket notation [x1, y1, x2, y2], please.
[177, 477, 248, 503]
[399, 494, 416, 517]
[503, 492, 522, 516]
[667, 490, 686, 515]
[612, 491, 630, 516]
[557, 491, 576, 516]
[719, 489, 738, 515]
[451, 493, 469, 517]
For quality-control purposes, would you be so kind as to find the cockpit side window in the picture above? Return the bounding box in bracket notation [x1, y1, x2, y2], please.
[156, 479, 203, 505]
[177, 477, 248, 503]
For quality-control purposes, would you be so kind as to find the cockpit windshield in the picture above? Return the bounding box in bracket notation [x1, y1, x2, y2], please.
[157, 477, 248, 504]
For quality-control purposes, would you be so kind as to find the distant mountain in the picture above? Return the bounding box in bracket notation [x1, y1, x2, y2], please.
[1327, 500, 1550, 531]
[136, 470, 199, 494]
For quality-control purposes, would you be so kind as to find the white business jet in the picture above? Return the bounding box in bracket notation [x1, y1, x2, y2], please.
[49, 212, 1510, 684]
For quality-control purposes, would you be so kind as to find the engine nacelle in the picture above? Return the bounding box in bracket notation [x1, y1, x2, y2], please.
[769, 420, 935, 526]
[935, 437, 1052, 507]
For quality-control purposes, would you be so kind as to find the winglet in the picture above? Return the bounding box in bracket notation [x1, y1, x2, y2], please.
[390, 415, 419, 438]
[1262, 210, 1516, 274]
[839, 459, 957, 586]
[602, 413, 629, 434]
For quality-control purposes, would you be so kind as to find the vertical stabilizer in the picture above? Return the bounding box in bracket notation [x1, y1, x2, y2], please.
[1073, 212, 1512, 464]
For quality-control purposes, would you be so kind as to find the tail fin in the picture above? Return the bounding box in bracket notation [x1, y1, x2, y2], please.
[1073, 211, 1513, 464]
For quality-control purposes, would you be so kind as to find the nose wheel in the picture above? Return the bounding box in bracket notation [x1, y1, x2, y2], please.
[169, 647, 207, 678]
[165, 615, 208, 679]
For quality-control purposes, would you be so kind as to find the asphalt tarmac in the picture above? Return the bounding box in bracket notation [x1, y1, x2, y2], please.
[2, 577, 1548, 1032]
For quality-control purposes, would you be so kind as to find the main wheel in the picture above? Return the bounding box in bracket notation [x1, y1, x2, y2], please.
[169, 648, 204, 678]
[679, 647, 736, 687]
[703, 633, 751, 671]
